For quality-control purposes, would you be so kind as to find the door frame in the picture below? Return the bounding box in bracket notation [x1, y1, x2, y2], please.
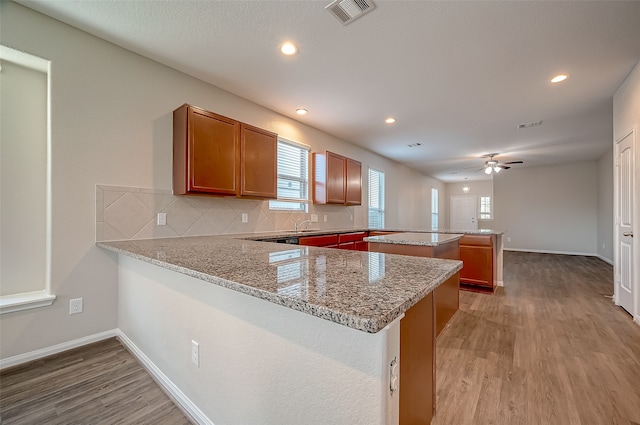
[614, 125, 639, 324]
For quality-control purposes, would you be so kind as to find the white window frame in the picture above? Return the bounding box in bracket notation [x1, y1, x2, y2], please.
[479, 196, 493, 220]
[0, 45, 55, 314]
[431, 187, 439, 229]
[368, 168, 385, 229]
[269, 138, 310, 212]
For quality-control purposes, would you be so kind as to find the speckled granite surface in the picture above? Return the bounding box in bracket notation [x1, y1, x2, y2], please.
[364, 232, 463, 246]
[240, 228, 502, 240]
[98, 236, 462, 333]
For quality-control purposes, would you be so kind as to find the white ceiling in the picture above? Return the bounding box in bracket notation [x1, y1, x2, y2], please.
[17, 0, 640, 182]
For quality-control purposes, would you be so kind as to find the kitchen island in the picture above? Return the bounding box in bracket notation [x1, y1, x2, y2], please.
[98, 235, 461, 425]
[365, 232, 463, 338]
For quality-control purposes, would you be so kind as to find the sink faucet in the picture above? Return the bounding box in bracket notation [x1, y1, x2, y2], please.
[295, 220, 312, 232]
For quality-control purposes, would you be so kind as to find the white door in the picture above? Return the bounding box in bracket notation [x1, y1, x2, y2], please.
[615, 129, 634, 315]
[451, 195, 477, 231]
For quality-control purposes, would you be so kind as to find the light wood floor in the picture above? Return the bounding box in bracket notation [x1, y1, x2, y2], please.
[0, 338, 192, 425]
[433, 251, 640, 425]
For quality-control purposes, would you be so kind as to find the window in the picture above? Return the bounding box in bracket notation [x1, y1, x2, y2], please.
[479, 196, 492, 220]
[269, 138, 309, 211]
[431, 188, 438, 229]
[0, 45, 55, 313]
[368, 168, 385, 229]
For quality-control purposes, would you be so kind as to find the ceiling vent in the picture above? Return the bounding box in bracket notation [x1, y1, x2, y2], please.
[326, 0, 376, 25]
[517, 120, 543, 129]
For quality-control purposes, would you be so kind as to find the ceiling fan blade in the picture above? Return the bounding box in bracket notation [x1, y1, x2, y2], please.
[501, 166, 511, 170]
[503, 161, 523, 164]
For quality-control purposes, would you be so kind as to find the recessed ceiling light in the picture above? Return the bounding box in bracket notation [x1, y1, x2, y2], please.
[296, 108, 308, 115]
[280, 42, 298, 56]
[550, 74, 568, 83]
[385, 117, 396, 124]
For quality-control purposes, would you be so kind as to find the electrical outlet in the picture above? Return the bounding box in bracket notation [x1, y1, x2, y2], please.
[69, 298, 83, 315]
[324, 215, 328, 222]
[349, 214, 353, 221]
[242, 213, 248, 223]
[191, 340, 200, 367]
[311, 214, 318, 222]
[507, 237, 512, 242]
[157, 213, 167, 226]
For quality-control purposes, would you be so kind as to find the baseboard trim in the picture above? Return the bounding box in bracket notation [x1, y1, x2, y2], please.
[596, 255, 614, 265]
[496, 280, 504, 287]
[634, 315, 640, 327]
[0, 329, 117, 370]
[116, 330, 213, 425]
[504, 248, 598, 257]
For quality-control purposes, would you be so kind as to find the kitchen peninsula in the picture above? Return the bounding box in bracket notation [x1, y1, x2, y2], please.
[98, 235, 462, 425]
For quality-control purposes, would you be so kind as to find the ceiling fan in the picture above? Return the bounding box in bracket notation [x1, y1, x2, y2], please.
[482, 153, 523, 175]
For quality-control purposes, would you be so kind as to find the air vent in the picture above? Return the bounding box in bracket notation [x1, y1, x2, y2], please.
[408, 143, 422, 148]
[517, 120, 542, 129]
[326, 0, 376, 25]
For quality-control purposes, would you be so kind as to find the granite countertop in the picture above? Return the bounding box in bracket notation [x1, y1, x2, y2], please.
[98, 236, 462, 334]
[364, 232, 464, 246]
[240, 228, 503, 240]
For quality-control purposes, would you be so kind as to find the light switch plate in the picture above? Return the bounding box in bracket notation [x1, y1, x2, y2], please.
[157, 213, 167, 226]
[311, 214, 318, 222]
[242, 213, 248, 223]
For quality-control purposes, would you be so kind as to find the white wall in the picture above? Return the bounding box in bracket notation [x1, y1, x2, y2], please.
[613, 59, 640, 323]
[493, 161, 599, 255]
[597, 149, 614, 263]
[0, 2, 443, 359]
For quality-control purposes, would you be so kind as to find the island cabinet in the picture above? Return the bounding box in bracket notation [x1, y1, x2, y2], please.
[173, 104, 277, 198]
[459, 234, 494, 291]
[312, 151, 362, 205]
[367, 233, 461, 339]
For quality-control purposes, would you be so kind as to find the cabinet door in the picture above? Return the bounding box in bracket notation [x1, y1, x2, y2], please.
[459, 245, 493, 287]
[326, 152, 346, 204]
[345, 158, 362, 205]
[188, 107, 239, 195]
[240, 124, 277, 198]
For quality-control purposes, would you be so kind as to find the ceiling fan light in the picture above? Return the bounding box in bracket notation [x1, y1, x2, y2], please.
[484, 167, 492, 175]
[494, 166, 502, 173]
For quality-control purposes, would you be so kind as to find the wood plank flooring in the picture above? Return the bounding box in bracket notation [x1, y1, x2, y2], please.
[0, 338, 192, 425]
[433, 251, 640, 425]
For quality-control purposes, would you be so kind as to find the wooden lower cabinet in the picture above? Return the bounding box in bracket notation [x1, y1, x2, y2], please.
[459, 235, 494, 291]
[400, 292, 435, 424]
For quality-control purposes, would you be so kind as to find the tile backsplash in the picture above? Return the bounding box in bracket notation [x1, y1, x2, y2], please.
[96, 185, 357, 242]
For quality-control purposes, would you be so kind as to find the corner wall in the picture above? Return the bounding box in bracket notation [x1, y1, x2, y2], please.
[492, 161, 599, 255]
[0, 2, 443, 359]
[597, 149, 614, 263]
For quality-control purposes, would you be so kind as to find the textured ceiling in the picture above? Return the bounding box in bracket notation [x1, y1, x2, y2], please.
[16, 0, 640, 182]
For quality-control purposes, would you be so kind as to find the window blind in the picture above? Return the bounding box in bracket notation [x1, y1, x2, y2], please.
[368, 168, 385, 229]
[269, 139, 309, 211]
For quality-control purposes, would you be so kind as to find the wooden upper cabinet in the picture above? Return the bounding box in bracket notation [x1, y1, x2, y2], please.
[345, 158, 362, 205]
[326, 152, 346, 203]
[312, 151, 362, 205]
[173, 104, 276, 199]
[240, 123, 277, 198]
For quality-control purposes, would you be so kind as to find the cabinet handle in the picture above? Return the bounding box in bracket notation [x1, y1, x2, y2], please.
[623, 231, 633, 237]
